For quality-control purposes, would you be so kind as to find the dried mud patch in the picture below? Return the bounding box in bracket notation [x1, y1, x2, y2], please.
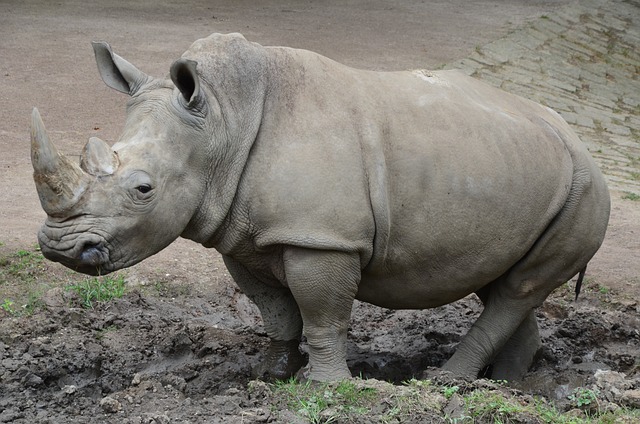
[1, 284, 638, 423]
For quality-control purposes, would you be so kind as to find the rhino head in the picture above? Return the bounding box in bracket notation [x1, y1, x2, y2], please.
[31, 35, 266, 275]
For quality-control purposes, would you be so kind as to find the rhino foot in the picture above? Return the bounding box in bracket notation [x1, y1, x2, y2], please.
[489, 310, 543, 381]
[252, 339, 306, 381]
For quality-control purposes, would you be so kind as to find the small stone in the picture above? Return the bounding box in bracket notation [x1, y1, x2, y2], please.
[444, 393, 465, 420]
[1, 359, 19, 372]
[132, 372, 143, 385]
[99, 396, 122, 413]
[41, 287, 66, 309]
[141, 413, 170, 424]
[594, 369, 627, 387]
[241, 408, 271, 423]
[62, 385, 77, 395]
[0, 408, 25, 423]
[621, 389, 640, 408]
[22, 372, 43, 387]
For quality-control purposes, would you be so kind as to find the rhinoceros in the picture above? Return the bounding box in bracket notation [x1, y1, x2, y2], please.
[30, 32, 610, 382]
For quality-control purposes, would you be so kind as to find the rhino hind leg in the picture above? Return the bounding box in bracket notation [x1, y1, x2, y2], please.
[223, 256, 305, 380]
[490, 310, 542, 381]
[444, 148, 609, 381]
[442, 283, 538, 380]
[472, 287, 542, 381]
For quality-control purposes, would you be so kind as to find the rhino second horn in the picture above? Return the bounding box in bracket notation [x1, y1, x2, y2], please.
[80, 137, 119, 176]
[30, 108, 88, 215]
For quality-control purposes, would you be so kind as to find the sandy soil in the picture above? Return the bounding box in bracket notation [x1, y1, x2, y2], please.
[1, 1, 638, 423]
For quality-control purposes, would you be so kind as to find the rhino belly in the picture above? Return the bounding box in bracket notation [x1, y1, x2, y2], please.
[356, 245, 517, 310]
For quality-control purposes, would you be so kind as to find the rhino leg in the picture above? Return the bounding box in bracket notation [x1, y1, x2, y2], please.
[443, 238, 592, 380]
[223, 256, 305, 380]
[442, 283, 537, 380]
[490, 310, 542, 381]
[475, 285, 541, 380]
[283, 247, 360, 382]
[444, 155, 608, 380]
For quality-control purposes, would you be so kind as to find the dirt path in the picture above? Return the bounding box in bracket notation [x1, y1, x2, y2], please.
[1, 0, 569, 252]
[1, 1, 639, 423]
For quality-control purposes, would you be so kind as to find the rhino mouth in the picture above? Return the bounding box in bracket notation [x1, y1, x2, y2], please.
[38, 226, 112, 276]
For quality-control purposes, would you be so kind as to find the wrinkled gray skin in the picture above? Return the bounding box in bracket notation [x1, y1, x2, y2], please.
[31, 33, 610, 382]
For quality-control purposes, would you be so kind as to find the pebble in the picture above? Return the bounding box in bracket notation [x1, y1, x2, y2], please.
[621, 389, 640, 408]
[99, 396, 122, 413]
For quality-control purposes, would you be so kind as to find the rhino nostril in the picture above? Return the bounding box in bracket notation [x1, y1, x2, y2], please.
[79, 243, 106, 266]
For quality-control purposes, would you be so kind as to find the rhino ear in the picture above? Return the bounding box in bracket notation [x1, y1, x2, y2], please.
[91, 41, 148, 95]
[170, 58, 201, 108]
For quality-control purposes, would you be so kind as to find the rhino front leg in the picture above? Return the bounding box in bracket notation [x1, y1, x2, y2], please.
[283, 247, 360, 382]
[223, 255, 306, 380]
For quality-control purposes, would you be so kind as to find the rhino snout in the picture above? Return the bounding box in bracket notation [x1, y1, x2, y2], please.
[38, 229, 110, 275]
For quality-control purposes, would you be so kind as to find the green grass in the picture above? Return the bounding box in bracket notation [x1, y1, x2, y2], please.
[0, 246, 45, 284]
[67, 274, 127, 309]
[1, 298, 16, 315]
[1, 244, 130, 314]
[463, 389, 530, 422]
[568, 387, 600, 409]
[442, 385, 461, 399]
[622, 192, 640, 201]
[271, 378, 377, 423]
[264, 377, 640, 423]
[0, 246, 49, 316]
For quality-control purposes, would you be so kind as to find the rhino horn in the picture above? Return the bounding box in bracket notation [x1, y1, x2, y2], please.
[30, 108, 88, 215]
[80, 137, 119, 176]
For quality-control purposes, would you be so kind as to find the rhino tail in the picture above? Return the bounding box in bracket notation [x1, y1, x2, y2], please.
[574, 266, 587, 301]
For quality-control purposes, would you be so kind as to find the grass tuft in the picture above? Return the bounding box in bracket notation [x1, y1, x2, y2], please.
[67, 274, 127, 309]
[622, 192, 640, 201]
[272, 378, 377, 423]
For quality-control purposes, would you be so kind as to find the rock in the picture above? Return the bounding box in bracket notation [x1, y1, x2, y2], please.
[621, 389, 640, 409]
[241, 408, 271, 422]
[131, 372, 143, 385]
[160, 374, 187, 392]
[444, 393, 465, 420]
[99, 396, 122, 413]
[62, 385, 77, 395]
[140, 413, 170, 424]
[594, 369, 630, 401]
[0, 408, 25, 423]
[276, 410, 307, 424]
[1, 358, 20, 372]
[41, 287, 67, 309]
[17, 369, 43, 387]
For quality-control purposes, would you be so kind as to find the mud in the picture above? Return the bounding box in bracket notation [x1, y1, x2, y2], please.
[1, 279, 638, 423]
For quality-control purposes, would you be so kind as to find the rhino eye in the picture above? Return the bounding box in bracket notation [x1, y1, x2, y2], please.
[136, 184, 152, 194]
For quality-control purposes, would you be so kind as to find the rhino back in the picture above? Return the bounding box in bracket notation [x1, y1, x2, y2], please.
[219, 46, 581, 305]
[360, 71, 577, 307]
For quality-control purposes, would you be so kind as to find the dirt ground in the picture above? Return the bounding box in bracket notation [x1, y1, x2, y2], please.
[1, 0, 639, 422]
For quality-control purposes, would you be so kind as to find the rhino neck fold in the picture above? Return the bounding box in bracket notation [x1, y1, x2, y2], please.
[180, 101, 268, 251]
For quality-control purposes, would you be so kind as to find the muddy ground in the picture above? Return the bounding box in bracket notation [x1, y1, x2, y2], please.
[1, 0, 639, 423]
